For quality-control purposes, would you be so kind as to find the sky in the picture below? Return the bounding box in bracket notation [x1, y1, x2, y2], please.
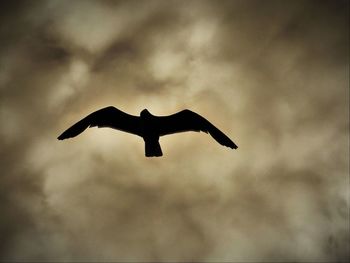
[0, 0, 349, 261]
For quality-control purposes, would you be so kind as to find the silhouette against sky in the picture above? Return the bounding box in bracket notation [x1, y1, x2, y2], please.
[58, 106, 238, 156]
[0, 0, 348, 262]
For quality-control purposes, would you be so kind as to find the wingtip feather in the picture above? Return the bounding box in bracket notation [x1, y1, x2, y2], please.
[225, 141, 238, 149]
[57, 132, 68, 140]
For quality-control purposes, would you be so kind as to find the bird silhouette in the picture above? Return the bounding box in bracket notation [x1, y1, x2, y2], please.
[57, 106, 238, 157]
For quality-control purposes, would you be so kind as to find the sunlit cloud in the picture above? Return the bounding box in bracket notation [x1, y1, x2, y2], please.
[0, 0, 348, 261]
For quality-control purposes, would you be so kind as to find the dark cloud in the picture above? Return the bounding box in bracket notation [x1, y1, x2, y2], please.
[0, 0, 348, 261]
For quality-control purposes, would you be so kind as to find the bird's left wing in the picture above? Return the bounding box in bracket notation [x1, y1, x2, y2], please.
[57, 106, 142, 140]
[156, 109, 238, 149]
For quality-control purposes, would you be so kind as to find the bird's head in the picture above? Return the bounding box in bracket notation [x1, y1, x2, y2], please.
[140, 109, 152, 118]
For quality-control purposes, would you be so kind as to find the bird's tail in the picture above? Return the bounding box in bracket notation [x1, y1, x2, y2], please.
[145, 140, 163, 157]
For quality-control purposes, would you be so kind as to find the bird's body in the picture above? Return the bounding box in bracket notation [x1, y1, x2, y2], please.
[58, 106, 238, 157]
[140, 109, 162, 156]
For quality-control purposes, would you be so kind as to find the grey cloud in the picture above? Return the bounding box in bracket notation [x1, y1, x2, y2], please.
[0, 0, 348, 261]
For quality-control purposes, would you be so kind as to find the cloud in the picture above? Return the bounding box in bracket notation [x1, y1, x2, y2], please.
[0, 0, 348, 261]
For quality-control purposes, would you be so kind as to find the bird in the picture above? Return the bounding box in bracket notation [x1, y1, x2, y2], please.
[57, 106, 238, 157]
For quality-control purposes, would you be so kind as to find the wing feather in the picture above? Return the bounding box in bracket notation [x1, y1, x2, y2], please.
[156, 110, 238, 149]
[57, 106, 141, 140]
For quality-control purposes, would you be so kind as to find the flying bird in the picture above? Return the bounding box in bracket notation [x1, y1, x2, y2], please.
[57, 106, 238, 157]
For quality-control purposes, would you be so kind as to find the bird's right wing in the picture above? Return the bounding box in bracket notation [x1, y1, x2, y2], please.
[57, 106, 142, 140]
[156, 109, 238, 149]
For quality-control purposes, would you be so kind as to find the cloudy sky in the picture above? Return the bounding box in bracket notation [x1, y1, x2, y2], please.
[0, 0, 349, 261]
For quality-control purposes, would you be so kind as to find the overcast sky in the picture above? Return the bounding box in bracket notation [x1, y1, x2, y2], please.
[0, 0, 349, 261]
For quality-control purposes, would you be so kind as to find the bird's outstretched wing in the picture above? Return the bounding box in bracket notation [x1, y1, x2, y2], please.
[156, 109, 238, 149]
[57, 106, 141, 140]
